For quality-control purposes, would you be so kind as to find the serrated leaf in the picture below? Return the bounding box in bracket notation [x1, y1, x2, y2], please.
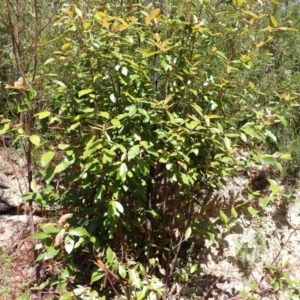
[184, 227, 192, 240]
[68, 227, 90, 237]
[41, 151, 55, 167]
[29, 135, 40, 147]
[128, 145, 140, 161]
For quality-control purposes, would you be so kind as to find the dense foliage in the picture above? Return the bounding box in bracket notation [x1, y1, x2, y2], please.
[1, 0, 300, 299]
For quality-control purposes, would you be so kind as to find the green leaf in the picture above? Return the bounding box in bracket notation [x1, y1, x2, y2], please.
[128, 269, 140, 289]
[40, 225, 60, 234]
[99, 111, 110, 119]
[151, 7, 160, 19]
[270, 15, 278, 27]
[184, 227, 192, 240]
[29, 135, 40, 147]
[224, 137, 232, 150]
[128, 105, 137, 117]
[41, 151, 55, 167]
[240, 133, 247, 142]
[78, 88, 93, 97]
[44, 246, 60, 260]
[74, 6, 83, 18]
[280, 153, 292, 160]
[111, 118, 121, 127]
[260, 155, 276, 165]
[106, 247, 114, 263]
[91, 270, 104, 284]
[119, 265, 126, 279]
[43, 58, 55, 65]
[181, 173, 190, 185]
[68, 227, 90, 237]
[68, 122, 80, 131]
[247, 206, 258, 217]
[0, 124, 9, 134]
[54, 162, 66, 174]
[53, 80, 67, 89]
[29, 232, 50, 240]
[35, 111, 51, 119]
[119, 163, 128, 182]
[128, 145, 140, 161]
[231, 207, 238, 218]
[220, 210, 229, 224]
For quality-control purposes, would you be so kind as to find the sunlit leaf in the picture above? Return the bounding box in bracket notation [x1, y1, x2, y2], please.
[41, 151, 55, 167]
[184, 227, 192, 240]
[29, 135, 40, 147]
[128, 145, 140, 161]
[68, 227, 90, 237]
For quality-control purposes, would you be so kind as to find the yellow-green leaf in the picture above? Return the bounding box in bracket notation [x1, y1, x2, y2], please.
[41, 151, 55, 167]
[29, 135, 40, 147]
[35, 111, 51, 119]
[249, 81, 255, 90]
[150, 8, 160, 19]
[224, 137, 232, 150]
[270, 15, 278, 28]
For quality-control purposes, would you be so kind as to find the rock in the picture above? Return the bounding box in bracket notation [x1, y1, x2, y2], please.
[0, 180, 24, 209]
[0, 174, 25, 211]
[0, 174, 10, 189]
[0, 215, 43, 250]
[0, 201, 12, 212]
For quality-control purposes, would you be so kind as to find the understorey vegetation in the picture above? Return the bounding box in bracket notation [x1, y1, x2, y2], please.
[1, 0, 300, 299]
